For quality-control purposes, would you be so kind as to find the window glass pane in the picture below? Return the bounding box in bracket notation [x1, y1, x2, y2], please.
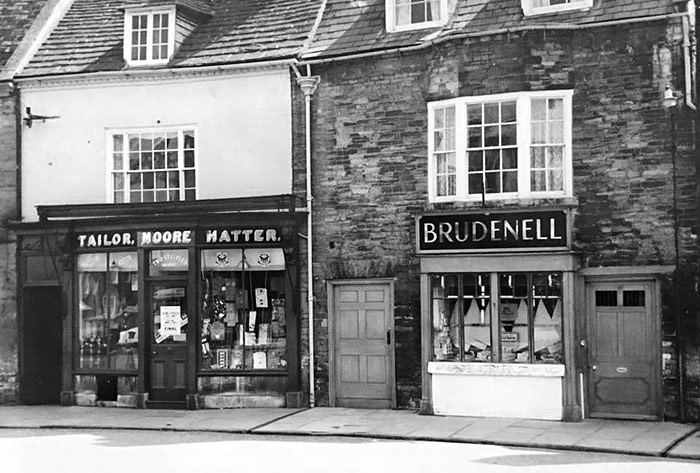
[113, 173, 124, 190]
[531, 170, 546, 192]
[467, 104, 482, 125]
[468, 127, 482, 148]
[113, 152, 123, 171]
[549, 98, 564, 120]
[485, 150, 499, 170]
[484, 172, 500, 193]
[503, 171, 518, 192]
[484, 103, 499, 124]
[548, 121, 564, 143]
[200, 249, 288, 371]
[113, 134, 123, 152]
[184, 170, 195, 188]
[431, 275, 459, 361]
[548, 169, 563, 191]
[548, 146, 563, 168]
[468, 151, 483, 172]
[484, 125, 499, 147]
[463, 274, 492, 361]
[533, 273, 563, 363]
[596, 291, 617, 306]
[149, 249, 189, 277]
[501, 124, 516, 146]
[531, 98, 546, 121]
[154, 151, 165, 169]
[502, 148, 517, 169]
[532, 122, 546, 144]
[468, 174, 483, 195]
[185, 189, 196, 200]
[152, 283, 187, 345]
[499, 273, 530, 363]
[501, 101, 516, 122]
[78, 253, 139, 370]
[623, 290, 645, 307]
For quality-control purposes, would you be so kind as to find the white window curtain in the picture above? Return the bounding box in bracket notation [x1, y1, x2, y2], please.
[429, 0, 441, 22]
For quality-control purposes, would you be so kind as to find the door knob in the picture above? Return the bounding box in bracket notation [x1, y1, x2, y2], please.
[152, 351, 157, 356]
[591, 365, 598, 371]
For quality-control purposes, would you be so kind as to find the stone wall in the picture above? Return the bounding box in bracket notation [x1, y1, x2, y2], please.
[308, 19, 699, 418]
[0, 82, 18, 403]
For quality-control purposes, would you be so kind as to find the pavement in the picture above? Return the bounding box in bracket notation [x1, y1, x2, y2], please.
[0, 405, 699, 460]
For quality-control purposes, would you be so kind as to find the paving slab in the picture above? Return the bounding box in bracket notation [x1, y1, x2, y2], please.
[666, 428, 700, 460]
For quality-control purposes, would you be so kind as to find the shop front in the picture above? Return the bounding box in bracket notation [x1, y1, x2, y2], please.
[418, 209, 581, 421]
[16, 199, 305, 409]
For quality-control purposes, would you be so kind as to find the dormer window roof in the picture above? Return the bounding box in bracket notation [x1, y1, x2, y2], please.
[386, 0, 449, 33]
[123, 6, 176, 66]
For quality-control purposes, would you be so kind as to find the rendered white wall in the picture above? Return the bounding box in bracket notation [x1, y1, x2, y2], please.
[429, 362, 564, 420]
[20, 69, 293, 221]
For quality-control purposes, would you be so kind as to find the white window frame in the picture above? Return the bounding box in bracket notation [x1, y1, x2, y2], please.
[107, 126, 198, 204]
[123, 7, 176, 66]
[522, 0, 593, 17]
[385, 0, 448, 33]
[427, 90, 573, 203]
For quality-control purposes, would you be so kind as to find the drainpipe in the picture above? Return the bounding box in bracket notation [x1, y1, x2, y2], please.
[295, 68, 320, 407]
[682, 2, 697, 110]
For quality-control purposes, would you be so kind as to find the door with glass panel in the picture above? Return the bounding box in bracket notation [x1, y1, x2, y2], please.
[147, 249, 190, 404]
[587, 282, 659, 419]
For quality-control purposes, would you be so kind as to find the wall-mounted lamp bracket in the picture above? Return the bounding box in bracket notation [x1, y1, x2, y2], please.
[24, 107, 60, 128]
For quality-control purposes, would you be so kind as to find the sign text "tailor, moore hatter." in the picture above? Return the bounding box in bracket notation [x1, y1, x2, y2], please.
[418, 211, 568, 252]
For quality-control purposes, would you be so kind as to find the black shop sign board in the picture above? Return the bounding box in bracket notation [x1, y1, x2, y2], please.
[417, 210, 568, 252]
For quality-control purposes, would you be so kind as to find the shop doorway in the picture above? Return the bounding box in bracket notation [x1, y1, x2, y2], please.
[21, 286, 63, 405]
[328, 280, 396, 408]
[147, 280, 189, 406]
[586, 281, 660, 419]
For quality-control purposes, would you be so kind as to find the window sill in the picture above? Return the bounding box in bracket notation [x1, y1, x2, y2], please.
[428, 361, 565, 377]
[427, 196, 578, 210]
[523, 3, 592, 17]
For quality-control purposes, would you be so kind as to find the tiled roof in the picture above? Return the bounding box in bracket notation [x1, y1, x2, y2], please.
[0, 0, 50, 71]
[21, 0, 323, 77]
[304, 0, 680, 59]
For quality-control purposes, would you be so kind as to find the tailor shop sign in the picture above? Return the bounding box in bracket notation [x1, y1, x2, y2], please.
[417, 211, 568, 252]
[75, 228, 282, 249]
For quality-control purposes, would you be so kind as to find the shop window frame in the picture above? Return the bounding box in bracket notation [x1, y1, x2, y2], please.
[73, 250, 141, 375]
[108, 127, 197, 204]
[430, 271, 564, 364]
[428, 90, 573, 203]
[197, 246, 293, 375]
[123, 7, 176, 66]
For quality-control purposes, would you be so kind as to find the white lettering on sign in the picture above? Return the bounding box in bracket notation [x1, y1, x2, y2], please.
[140, 230, 192, 246]
[419, 213, 566, 249]
[77, 232, 135, 248]
[205, 229, 281, 244]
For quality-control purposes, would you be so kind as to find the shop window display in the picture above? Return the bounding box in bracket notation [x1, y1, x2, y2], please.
[77, 252, 139, 370]
[200, 248, 287, 371]
[431, 272, 562, 364]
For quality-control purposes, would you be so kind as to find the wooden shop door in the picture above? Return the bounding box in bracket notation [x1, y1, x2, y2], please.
[148, 281, 188, 406]
[331, 281, 396, 408]
[587, 282, 660, 419]
[21, 286, 63, 404]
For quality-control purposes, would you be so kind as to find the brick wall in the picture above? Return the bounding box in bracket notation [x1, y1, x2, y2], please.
[0, 82, 18, 403]
[308, 20, 699, 418]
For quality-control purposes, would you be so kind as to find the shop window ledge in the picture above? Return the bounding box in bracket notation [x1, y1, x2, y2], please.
[428, 361, 564, 377]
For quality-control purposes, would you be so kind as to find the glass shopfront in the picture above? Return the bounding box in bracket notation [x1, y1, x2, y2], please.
[419, 209, 578, 420]
[65, 223, 300, 408]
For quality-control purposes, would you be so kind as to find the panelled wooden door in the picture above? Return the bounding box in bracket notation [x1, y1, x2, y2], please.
[148, 281, 188, 403]
[587, 282, 659, 419]
[332, 282, 395, 408]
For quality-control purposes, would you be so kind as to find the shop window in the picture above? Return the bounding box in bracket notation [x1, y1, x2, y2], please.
[522, 0, 593, 17]
[428, 90, 573, 202]
[431, 272, 563, 364]
[385, 0, 448, 32]
[200, 248, 288, 371]
[77, 252, 139, 370]
[110, 129, 196, 204]
[123, 8, 175, 65]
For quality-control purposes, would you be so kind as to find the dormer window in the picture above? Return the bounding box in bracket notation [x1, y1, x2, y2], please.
[386, 0, 448, 32]
[124, 7, 176, 66]
[522, 0, 593, 16]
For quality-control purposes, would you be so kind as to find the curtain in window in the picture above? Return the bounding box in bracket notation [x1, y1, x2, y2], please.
[428, 0, 440, 22]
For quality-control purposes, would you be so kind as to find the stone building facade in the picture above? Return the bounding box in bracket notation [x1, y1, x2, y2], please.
[302, 0, 700, 421]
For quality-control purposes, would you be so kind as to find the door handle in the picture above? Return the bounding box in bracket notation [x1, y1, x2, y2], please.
[152, 351, 157, 356]
[386, 330, 391, 345]
[591, 365, 598, 371]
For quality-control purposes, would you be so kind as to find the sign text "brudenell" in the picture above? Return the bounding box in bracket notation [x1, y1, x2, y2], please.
[418, 211, 567, 251]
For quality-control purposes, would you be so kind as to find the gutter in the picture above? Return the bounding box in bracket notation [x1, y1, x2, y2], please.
[300, 12, 688, 65]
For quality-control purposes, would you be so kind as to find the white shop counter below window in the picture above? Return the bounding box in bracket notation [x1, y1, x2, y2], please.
[428, 362, 565, 420]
